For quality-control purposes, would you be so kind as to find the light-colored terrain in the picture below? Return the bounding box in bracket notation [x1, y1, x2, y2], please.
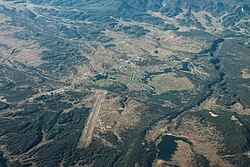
[78, 90, 107, 148]
[149, 73, 194, 94]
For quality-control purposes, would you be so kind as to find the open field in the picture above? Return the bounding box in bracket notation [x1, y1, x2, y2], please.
[149, 73, 194, 94]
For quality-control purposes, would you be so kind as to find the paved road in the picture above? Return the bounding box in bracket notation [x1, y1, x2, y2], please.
[78, 90, 106, 148]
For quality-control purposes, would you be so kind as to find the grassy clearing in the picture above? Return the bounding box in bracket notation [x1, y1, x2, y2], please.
[149, 74, 194, 94]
